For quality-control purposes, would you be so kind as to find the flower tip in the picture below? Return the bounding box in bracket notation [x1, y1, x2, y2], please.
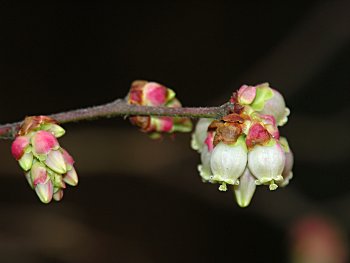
[35, 181, 53, 204]
[63, 167, 79, 186]
[233, 169, 256, 207]
[45, 150, 67, 174]
[53, 189, 64, 201]
[18, 152, 34, 171]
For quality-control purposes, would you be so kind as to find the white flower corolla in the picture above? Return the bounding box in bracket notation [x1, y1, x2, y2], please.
[233, 168, 256, 208]
[278, 137, 294, 187]
[248, 139, 285, 190]
[191, 118, 214, 152]
[210, 136, 247, 189]
[197, 145, 213, 182]
[260, 89, 290, 126]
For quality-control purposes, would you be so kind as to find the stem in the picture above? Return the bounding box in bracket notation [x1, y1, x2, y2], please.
[0, 99, 233, 140]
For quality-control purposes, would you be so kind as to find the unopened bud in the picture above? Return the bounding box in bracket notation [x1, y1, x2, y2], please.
[53, 189, 64, 201]
[233, 168, 256, 207]
[63, 167, 79, 186]
[237, 85, 257, 105]
[45, 150, 67, 174]
[35, 180, 53, 204]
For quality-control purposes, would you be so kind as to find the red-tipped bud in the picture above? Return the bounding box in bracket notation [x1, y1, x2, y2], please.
[127, 80, 192, 138]
[30, 162, 49, 186]
[11, 136, 30, 160]
[237, 85, 256, 105]
[31, 130, 59, 156]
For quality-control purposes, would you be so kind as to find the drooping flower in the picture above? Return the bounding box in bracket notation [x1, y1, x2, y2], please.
[127, 80, 192, 138]
[210, 136, 247, 190]
[11, 116, 78, 204]
[248, 138, 285, 190]
[192, 82, 292, 207]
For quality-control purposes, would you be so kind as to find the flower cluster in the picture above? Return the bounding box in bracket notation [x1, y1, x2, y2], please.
[191, 83, 293, 207]
[11, 116, 78, 203]
[127, 80, 192, 138]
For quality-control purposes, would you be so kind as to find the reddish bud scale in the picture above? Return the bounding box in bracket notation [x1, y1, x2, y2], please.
[246, 123, 271, 149]
[18, 116, 57, 136]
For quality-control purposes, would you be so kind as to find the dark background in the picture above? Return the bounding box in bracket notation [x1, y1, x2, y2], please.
[0, 1, 349, 262]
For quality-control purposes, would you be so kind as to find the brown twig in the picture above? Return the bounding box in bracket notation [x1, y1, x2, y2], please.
[0, 99, 233, 140]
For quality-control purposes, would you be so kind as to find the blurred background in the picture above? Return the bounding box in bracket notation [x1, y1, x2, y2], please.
[0, 1, 349, 262]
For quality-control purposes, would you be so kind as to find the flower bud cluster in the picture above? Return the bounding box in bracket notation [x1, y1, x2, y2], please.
[191, 83, 292, 207]
[11, 116, 78, 203]
[127, 80, 192, 138]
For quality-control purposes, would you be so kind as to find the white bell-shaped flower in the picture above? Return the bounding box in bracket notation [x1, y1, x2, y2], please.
[210, 136, 247, 188]
[248, 139, 285, 190]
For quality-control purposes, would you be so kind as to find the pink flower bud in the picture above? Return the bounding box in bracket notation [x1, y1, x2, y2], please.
[127, 80, 192, 138]
[149, 117, 174, 133]
[128, 80, 175, 107]
[63, 167, 79, 186]
[233, 168, 256, 207]
[45, 150, 67, 174]
[31, 130, 59, 156]
[237, 85, 257, 105]
[12, 116, 78, 203]
[248, 139, 285, 190]
[30, 162, 49, 185]
[35, 180, 53, 204]
[144, 82, 171, 106]
[210, 136, 247, 187]
[11, 135, 30, 160]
